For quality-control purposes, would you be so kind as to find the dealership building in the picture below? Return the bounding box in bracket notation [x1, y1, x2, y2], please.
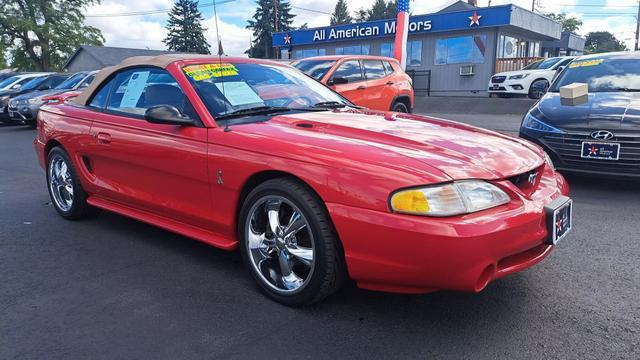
[272, 1, 585, 97]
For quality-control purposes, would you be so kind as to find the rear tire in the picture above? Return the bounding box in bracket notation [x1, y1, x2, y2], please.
[238, 177, 346, 306]
[46, 147, 99, 220]
[392, 101, 409, 113]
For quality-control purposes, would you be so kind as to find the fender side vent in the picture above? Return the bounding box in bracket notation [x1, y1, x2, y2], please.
[82, 156, 94, 173]
[296, 122, 313, 128]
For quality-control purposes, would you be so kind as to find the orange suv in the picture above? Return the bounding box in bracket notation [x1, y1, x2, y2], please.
[293, 55, 414, 113]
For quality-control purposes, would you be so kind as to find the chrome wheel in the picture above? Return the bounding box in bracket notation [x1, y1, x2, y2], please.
[245, 196, 315, 293]
[48, 154, 74, 212]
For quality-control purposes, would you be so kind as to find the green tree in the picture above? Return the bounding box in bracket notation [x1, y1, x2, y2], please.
[384, 0, 398, 19]
[367, 0, 388, 21]
[246, 0, 295, 58]
[163, 0, 210, 54]
[354, 8, 368, 22]
[584, 31, 629, 54]
[545, 12, 583, 33]
[330, 0, 353, 26]
[0, 0, 104, 71]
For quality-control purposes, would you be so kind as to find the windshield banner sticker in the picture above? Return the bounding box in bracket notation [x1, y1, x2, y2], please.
[183, 63, 239, 81]
[569, 59, 604, 69]
[214, 81, 264, 107]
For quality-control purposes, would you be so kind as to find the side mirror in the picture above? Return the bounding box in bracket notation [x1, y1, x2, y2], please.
[329, 77, 349, 85]
[144, 105, 195, 126]
[556, 66, 565, 73]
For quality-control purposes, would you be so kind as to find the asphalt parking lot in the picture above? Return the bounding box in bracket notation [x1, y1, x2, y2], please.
[1, 115, 639, 359]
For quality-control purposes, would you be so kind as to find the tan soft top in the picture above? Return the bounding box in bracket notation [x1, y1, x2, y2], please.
[72, 54, 279, 106]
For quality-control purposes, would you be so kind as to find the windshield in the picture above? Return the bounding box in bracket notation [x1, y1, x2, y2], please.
[551, 57, 640, 92]
[522, 60, 543, 70]
[0, 75, 20, 89]
[21, 76, 48, 91]
[55, 72, 87, 90]
[293, 60, 336, 80]
[530, 57, 562, 70]
[184, 62, 351, 122]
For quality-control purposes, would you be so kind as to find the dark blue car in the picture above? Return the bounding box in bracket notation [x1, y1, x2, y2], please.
[519, 51, 640, 179]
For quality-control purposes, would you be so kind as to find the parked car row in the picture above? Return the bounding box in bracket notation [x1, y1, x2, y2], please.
[0, 71, 96, 127]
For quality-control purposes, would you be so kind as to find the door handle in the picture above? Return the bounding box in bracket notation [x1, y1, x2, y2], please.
[386, 81, 395, 85]
[357, 86, 367, 90]
[96, 132, 111, 144]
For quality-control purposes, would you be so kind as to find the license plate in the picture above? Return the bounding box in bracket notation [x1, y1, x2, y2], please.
[581, 142, 620, 160]
[491, 85, 500, 90]
[545, 196, 572, 245]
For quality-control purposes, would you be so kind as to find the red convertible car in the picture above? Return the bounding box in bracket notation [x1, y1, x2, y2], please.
[34, 55, 572, 305]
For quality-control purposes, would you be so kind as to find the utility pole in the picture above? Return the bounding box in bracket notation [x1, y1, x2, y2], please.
[274, 0, 279, 59]
[532, 0, 535, 12]
[635, 0, 639, 51]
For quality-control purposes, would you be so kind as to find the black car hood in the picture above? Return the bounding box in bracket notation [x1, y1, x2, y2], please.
[538, 92, 640, 130]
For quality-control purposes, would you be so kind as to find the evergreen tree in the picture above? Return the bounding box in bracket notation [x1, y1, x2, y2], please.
[246, 0, 295, 58]
[354, 8, 368, 22]
[163, 0, 210, 54]
[330, 0, 353, 26]
[384, 0, 398, 19]
[367, 0, 388, 21]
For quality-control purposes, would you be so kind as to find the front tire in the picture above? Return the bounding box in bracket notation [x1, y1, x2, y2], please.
[46, 147, 98, 220]
[529, 79, 549, 99]
[238, 178, 346, 306]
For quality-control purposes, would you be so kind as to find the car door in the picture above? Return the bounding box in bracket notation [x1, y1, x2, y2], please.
[328, 60, 368, 106]
[361, 60, 393, 111]
[85, 67, 214, 229]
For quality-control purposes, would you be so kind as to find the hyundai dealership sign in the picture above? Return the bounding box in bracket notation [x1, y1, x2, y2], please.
[273, 5, 513, 47]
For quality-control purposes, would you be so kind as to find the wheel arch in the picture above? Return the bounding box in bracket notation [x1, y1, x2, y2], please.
[390, 95, 413, 113]
[234, 169, 346, 262]
[44, 139, 63, 160]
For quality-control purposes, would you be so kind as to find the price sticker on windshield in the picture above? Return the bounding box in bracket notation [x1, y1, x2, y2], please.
[183, 63, 239, 81]
[569, 59, 604, 69]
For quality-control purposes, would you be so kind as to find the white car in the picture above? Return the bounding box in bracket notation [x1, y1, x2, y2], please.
[488, 56, 575, 99]
[0, 73, 51, 91]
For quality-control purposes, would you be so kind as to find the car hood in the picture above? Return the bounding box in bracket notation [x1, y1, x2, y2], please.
[494, 69, 549, 78]
[233, 110, 544, 181]
[537, 92, 640, 130]
[12, 89, 61, 101]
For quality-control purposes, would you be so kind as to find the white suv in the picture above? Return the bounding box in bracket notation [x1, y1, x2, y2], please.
[488, 56, 574, 99]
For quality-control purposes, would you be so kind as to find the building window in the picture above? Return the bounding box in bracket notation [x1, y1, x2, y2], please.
[294, 48, 327, 59]
[335, 45, 370, 55]
[498, 35, 539, 59]
[381, 43, 394, 58]
[407, 40, 422, 66]
[435, 36, 486, 65]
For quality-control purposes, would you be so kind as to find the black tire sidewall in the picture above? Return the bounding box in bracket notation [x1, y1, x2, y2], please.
[238, 179, 336, 306]
[529, 80, 549, 99]
[392, 102, 409, 113]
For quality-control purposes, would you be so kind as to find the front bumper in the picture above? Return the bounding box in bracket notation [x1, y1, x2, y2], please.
[488, 79, 529, 95]
[327, 171, 570, 294]
[521, 130, 640, 179]
[7, 102, 38, 123]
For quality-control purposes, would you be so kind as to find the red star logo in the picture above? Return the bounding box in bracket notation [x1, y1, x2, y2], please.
[284, 34, 291, 44]
[469, 11, 482, 26]
[589, 146, 598, 155]
[556, 217, 563, 233]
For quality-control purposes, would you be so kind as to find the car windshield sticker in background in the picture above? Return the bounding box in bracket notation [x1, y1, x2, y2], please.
[569, 59, 604, 69]
[120, 71, 150, 108]
[214, 81, 264, 107]
[183, 64, 239, 81]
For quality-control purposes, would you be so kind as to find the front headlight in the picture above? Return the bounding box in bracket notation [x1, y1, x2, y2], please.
[390, 180, 510, 217]
[29, 97, 45, 105]
[509, 74, 530, 80]
[522, 112, 564, 133]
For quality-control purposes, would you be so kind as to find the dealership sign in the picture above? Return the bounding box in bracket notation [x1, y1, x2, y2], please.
[273, 5, 513, 47]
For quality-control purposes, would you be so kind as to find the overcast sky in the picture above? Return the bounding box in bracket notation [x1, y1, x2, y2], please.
[83, 0, 638, 56]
